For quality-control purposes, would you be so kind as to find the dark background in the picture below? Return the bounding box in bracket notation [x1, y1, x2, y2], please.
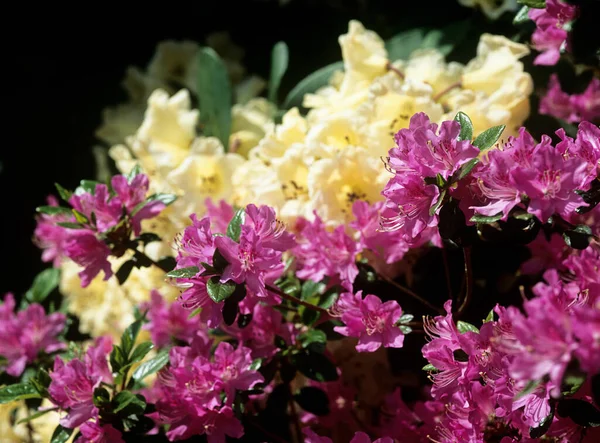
[1, 0, 596, 296]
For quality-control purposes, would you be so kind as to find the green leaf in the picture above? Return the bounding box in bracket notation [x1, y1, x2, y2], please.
[226, 208, 246, 242]
[146, 193, 177, 206]
[429, 188, 447, 216]
[529, 408, 554, 438]
[129, 342, 154, 365]
[385, 28, 427, 61]
[36, 205, 72, 216]
[132, 351, 170, 381]
[56, 222, 84, 229]
[166, 266, 199, 278]
[397, 313, 414, 324]
[54, 183, 73, 202]
[207, 276, 236, 303]
[76, 180, 101, 195]
[516, 379, 541, 400]
[457, 321, 479, 334]
[127, 164, 143, 183]
[399, 325, 413, 334]
[484, 309, 495, 323]
[318, 289, 338, 309]
[294, 386, 330, 416]
[188, 306, 203, 319]
[112, 390, 146, 415]
[422, 363, 438, 371]
[517, 0, 546, 9]
[457, 158, 479, 180]
[0, 383, 41, 404]
[198, 47, 232, 149]
[292, 349, 339, 382]
[513, 5, 531, 24]
[470, 213, 503, 223]
[110, 345, 126, 374]
[121, 318, 144, 358]
[301, 280, 325, 300]
[283, 61, 344, 109]
[72, 209, 89, 224]
[563, 225, 592, 250]
[25, 267, 60, 304]
[421, 20, 471, 56]
[472, 125, 505, 151]
[116, 260, 135, 285]
[93, 387, 111, 407]
[17, 408, 55, 424]
[557, 399, 600, 427]
[51, 425, 73, 443]
[454, 112, 473, 142]
[212, 248, 229, 272]
[298, 330, 327, 350]
[280, 276, 301, 297]
[268, 41, 289, 103]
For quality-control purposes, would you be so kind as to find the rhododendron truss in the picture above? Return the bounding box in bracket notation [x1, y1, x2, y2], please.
[3, 12, 600, 443]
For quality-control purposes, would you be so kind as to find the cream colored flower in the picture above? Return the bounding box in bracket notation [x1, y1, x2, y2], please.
[231, 159, 285, 210]
[339, 20, 388, 81]
[229, 98, 276, 157]
[0, 401, 27, 442]
[458, 0, 518, 20]
[308, 147, 388, 226]
[403, 49, 463, 97]
[166, 137, 245, 219]
[250, 108, 308, 161]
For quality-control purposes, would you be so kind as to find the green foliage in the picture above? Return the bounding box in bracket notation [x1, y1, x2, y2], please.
[207, 276, 237, 302]
[36, 205, 72, 216]
[197, 47, 232, 149]
[0, 383, 41, 404]
[51, 425, 73, 443]
[513, 5, 531, 24]
[226, 208, 246, 242]
[54, 183, 73, 201]
[454, 112, 473, 142]
[25, 267, 60, 304]
[472, 125, 506, 151]
[291, 348, 339, 382]
[457, 321, 479, 333]
[517, 0, 546, 9]
[283, 61, 344, 109]
[166, 266, 200, 278]
[557, 399, 600, 427]
[132, 350, 170, 382]
[562, 225, 592, 250]
[269, 41, 289, 103]
[471, 213, 503, 223]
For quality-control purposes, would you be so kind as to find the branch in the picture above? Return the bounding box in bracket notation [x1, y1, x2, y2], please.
[266, 285, 329, 314]
[377, 273, 444, 314]
[457, 246, 473, 317]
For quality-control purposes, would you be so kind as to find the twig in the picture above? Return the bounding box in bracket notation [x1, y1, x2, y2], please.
[287, 383, 304, 443]
[378, 273, 444, 314]
[441, 246, 453, 302]
[457, 246, 473, 317]
[386, 61, 405, 80]
[432, 81, 462, 102]
[266, 285, 329, 314]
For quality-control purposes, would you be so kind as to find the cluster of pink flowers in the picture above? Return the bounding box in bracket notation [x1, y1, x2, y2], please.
[173, 203, 295, 325]
[48, 337, 123, 440]
[381, 113, 477, 242]
[470, 122, 599, 222]
[153, 339, 263, 442]
[540, 75, 600, 124]
[34, 173, 167, 287]
[416, 242, 600, 442]
[0, 293, 66, 376]
[528, 0, 578, 66]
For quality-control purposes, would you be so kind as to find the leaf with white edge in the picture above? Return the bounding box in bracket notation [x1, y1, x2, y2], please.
[127, 164, 143, 183]
[399, 325, 413, 334]
[198, 47, 232, 149]
[132, 350, 170, 381]
[226, 208, 246, 242]
[25, 267, 60, 304]
[283, 61, 344, 109]
[207, 276, 236, 303]
[454, 112, 473, 142]
[51, 425, 73, 443]
[472, 125, 505, 151]
[36, 206, 73, 216]
[397, 313, 414, 324]
[0, 383, 41, 404]
[268, 41, 289, 103]
[470, 213, 503, 223]
[457, 321, 479, 333]
[166, 266, 199, 279]
[513, 5, 531, 24]
[517, 0, 546, 9]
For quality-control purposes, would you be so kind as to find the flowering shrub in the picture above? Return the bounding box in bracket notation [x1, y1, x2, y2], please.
[1, 3, 599, 442]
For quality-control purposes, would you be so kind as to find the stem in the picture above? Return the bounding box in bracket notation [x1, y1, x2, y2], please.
[266, 285, 329, 314]
[287, 383, 304, 443]
[441, 246, 453, 302]
[131, 248, 172, 273]
[386, 61, 405, 80]
[457, 247, 473, 317]
[377, 273, 444, 314]
[432, 81, 462, 102]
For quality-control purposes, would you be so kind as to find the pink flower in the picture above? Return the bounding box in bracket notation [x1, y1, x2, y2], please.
[294, 213, 360, 290]
[334, 291, 405, 352]
[48, 337, 113, 428]
[529, 0, 578, 66]
[350, 432, 394, 443]
[540, 75, 600, 123]
[77, 421, 124, 443]
[521, 233, 568, 275]
[141, 290, 202, 347]
[556, 121, 600, 186]
[244, 204, 296, 251]
[34, 195, 74, 267]
[381, 174, 440, 238]
[205, 198, 234, 234]
[0, 293, 66, 376]
[211, 342, 264, 404]
[176, 214, 216, 269]
[351, 201, 409, 264]
[63, 231, 113, 287]
[177, 277, 223, 328]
